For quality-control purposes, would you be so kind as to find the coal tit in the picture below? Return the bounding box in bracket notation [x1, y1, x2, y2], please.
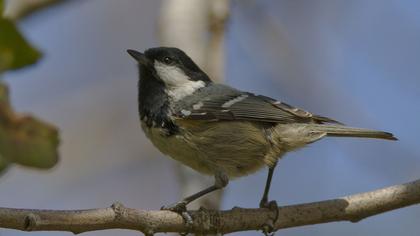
[127, 47, 396, 213]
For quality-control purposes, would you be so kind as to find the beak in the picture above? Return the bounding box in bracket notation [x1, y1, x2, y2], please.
[127, 49, 150, 66]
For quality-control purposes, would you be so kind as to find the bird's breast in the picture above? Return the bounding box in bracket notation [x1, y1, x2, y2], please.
[140, 120, 215, 175]
[140, 111, 179, 136]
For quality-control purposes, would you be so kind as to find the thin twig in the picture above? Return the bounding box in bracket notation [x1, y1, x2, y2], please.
[0, 179, 419, 235]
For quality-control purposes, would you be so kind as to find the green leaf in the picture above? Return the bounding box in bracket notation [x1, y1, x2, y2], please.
[0, 83, 59, 168]
[0, 18, 42, 72]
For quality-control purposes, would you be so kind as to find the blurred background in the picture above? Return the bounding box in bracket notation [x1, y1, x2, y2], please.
[1, 0, 420, 235]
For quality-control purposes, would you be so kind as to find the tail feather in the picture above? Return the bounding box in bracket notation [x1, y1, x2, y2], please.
[309, 124, 397, 141]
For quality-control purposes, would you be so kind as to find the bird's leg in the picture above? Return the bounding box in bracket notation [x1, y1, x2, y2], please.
[259, 162, 279, 235]
[162, 172, 229, 221]
[259, 161, 278, 208]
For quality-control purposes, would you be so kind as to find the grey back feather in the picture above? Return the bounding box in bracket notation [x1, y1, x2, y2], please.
[173, 84, 341, 124]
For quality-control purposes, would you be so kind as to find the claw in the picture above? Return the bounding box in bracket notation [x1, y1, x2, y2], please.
[262, 222, 275, 236]
[259, 200, 279, 236]
[161, 202, 193, 227]
[161, 201, 187, 213]
[259, 196, 268, 208]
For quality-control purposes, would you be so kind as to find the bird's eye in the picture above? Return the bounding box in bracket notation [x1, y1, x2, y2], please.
[163, 57, 173, 65]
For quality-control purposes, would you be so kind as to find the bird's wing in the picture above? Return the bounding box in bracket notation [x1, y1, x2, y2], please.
[173, 84, 341, 124]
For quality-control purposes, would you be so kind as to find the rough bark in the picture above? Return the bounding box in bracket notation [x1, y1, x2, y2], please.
[0, 179, 419, 235]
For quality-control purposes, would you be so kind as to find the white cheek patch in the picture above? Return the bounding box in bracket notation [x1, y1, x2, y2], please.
[154, 61, 189, 86]
[154, 61, 205, 101]
[167, 80, 205, 101]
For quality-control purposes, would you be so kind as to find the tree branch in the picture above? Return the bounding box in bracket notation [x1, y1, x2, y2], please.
[0, 179, 419, 235]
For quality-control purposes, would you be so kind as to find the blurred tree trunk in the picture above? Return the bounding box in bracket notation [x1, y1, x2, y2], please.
[3, 0, 63, 20]
[158, 0, 229, 215]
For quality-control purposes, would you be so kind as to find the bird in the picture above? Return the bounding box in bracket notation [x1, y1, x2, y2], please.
[126, 47, 397, 214]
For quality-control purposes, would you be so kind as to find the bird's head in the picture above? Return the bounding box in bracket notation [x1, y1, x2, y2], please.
[127, 47, 211, 101]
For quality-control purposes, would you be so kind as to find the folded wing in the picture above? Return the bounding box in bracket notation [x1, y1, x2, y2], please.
[173, 84, 341, 124]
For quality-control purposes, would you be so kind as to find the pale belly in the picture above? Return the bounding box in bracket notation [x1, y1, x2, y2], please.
[141, 120, 277, 178]
[142, 122, 215, 175]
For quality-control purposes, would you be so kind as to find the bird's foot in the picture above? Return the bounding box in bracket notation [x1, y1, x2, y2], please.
[161, 201, 193, 227]
[259, 200, 279, 236]
[161, 201, 187, 213]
